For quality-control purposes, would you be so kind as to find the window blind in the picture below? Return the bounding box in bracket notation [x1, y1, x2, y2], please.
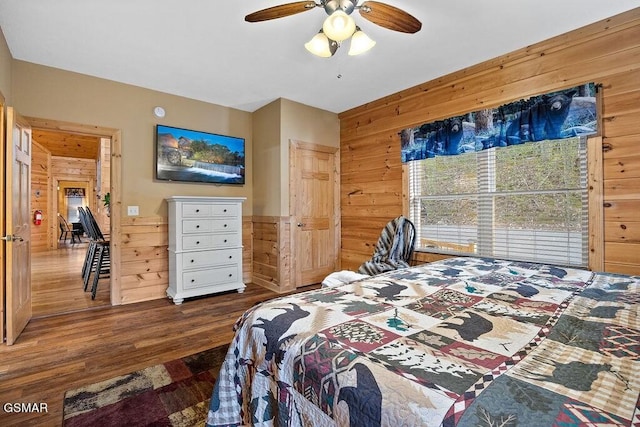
[409, 137, 588, 267]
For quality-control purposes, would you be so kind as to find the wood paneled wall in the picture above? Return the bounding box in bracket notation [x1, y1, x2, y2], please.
[118, 216, 254, 305]
[96, 138, 110, 236]
[120, 216, 169, 304]
[242, 217, 253, 282]
[51, 156, 96, 181]
[339, 8, 640, 274]
[252, 216, 293, 293]
[30, 141, 51, 252]
[52, 156, 97, 248]
[30, 144, 97, 253]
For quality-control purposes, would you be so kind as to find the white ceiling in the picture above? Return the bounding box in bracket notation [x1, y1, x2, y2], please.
[0, 1, 637, 113]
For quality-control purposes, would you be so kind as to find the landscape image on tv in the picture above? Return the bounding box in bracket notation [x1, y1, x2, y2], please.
[156, 125, 245, 185]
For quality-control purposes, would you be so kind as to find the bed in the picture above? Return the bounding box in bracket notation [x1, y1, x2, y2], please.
[206, 257, 640, 426]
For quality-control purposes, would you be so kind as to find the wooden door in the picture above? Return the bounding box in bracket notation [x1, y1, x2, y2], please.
[290, 141, 340, 287]
[0, 93, 5, 343]
[4, 107, 32, 345]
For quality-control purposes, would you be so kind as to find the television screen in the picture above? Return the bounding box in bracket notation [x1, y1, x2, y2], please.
[155, 125, 245, 185]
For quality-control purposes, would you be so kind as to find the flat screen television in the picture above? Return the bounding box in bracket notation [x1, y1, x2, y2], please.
[155, 124, 245, 185]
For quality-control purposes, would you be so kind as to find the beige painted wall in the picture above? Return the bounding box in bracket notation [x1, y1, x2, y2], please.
[252, 98, 339, 217]
[6, 57, 338, 220]
[280, 98, 339, 215]
[280, 98, 340, 148]
[252, 99, 282, 217]
[11, 60, 253, 217]
[0, 27, 11, 102]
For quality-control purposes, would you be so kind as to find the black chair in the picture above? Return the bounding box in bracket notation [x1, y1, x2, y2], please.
[357, 216, 416, 276]
[58, 214, 83, 244]
[72, 221, 85, 240]
[58, 214, 71, 242]
[78, 206, 110, 299]
[77, 207, 94, 281]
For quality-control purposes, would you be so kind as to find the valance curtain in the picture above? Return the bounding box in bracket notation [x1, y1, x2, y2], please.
[400, 83, 597, 163]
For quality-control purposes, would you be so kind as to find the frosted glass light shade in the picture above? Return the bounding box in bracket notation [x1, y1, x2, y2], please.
[322, 10, 356, 42]
[348, 29, 376, 55]
[305, 32, 334, 57]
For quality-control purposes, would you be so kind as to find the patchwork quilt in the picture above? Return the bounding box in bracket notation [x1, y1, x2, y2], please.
[206, 257, 640, 426]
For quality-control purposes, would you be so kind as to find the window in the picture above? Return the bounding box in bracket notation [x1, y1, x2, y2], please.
[409, 137, 588, 267]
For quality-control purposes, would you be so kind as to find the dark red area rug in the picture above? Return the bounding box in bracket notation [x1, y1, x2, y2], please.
[62, 344, 229, 426]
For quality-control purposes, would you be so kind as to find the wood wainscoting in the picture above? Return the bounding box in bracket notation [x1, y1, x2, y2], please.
[118, 215, 254, 305]
[252, 216, 293, 293]
[119, 216, 169, 304]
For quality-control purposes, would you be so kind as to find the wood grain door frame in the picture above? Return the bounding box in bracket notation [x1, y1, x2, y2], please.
[53, 176, 95, 247]
[25, 117, 122, 306]
[0, 91, 5, 343]
[289, 140, 341, 287]
[587, 136, 604, 271]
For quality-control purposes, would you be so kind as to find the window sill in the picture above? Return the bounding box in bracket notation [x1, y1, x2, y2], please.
[417, 247, 473, 255]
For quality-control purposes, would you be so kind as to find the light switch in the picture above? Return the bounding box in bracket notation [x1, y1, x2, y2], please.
[127, 206, 139, 216]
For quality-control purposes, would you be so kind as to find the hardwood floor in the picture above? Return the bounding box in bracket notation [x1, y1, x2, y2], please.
[31, 243, 110, 318]
[2, 251, 318, 426]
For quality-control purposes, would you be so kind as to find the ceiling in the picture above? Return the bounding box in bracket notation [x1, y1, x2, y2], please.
[32, 129, 100, 160]
[0, 1, 637, 114]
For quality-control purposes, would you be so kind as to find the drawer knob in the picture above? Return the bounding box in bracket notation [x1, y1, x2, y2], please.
[229, 255, 233, 259]
[196, 241, 200, 245]
[223, 209, 227, 212]
[196, 209, 200, 213]
[196, 225, 200, 229]
[228, 273, 232, 277]
[224, 224, 228, 227]
[191, 279, 195, 283]
[190, 259, 195, 263]
[224, 239, 227, 243]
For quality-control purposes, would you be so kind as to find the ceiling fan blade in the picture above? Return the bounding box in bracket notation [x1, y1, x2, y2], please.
[245, 1, 318, 23]
[358, 1, 422, 33]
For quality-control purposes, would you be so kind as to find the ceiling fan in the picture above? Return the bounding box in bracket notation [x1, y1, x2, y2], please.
[245, 0, 422, 57]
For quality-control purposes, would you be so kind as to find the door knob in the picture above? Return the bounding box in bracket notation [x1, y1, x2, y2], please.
[1, 235, 23, 242]
[297, 223, 305, 227]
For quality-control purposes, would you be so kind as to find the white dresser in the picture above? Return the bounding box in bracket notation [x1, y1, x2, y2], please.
[166, 196, 246, 304]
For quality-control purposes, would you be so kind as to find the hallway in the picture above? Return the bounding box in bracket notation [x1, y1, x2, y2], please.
[31, 243, 110, 318]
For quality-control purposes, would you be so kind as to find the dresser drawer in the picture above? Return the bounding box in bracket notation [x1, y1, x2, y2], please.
[211, 203, 239, 217]
[182, 203, 239, 218]
[182, 203, 212, 218]
[183, 265, 239, 290]
[182, 218, 240, 234]
[181, 248, 242, 270]
[182, 232, 240, 250]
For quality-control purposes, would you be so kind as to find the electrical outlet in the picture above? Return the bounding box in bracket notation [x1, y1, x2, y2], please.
[127, 206, 139, 216]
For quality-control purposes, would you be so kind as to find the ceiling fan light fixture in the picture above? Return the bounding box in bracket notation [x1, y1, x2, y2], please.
[322, 10, 356, 42]
[348, 27, 376, 56]
[245, 0, 421, 58]
[305, 30, 337, 57]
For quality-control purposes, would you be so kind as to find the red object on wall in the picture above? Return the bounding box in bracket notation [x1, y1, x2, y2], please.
[33, 210, 43, 225]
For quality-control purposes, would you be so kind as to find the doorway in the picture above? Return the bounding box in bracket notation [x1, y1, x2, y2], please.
[2, 112, 122, 343]
[30, 128, 111, 317]
[27, 118, 121, 317]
